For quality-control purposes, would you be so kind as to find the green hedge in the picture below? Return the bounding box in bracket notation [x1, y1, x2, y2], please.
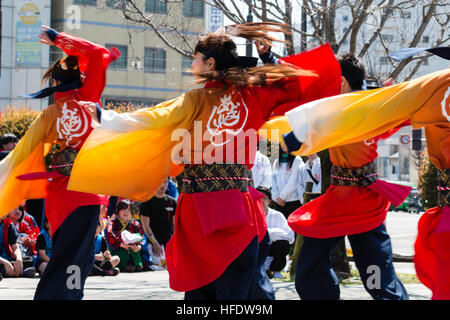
[0, 106, 40, 139]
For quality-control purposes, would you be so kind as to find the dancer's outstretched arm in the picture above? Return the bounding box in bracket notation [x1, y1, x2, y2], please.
[279, 68, 449, 155]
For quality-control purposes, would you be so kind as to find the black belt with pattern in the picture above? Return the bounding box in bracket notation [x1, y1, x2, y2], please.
[50, 148, 79, 176]
[330, 161, 378, 187]
[438, 168, 450, 207]
[179, 163, 254, 193]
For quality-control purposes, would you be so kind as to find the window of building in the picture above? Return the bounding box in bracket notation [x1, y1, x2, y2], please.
[106, 44, 128, 69]
[181, 55, 192, 74]
[343, 15, 349, 22]
[73, 0, 97, 5]
[144, 48, 166, 72]
[402, 157, 409, 175]
[183, 0, 204, 18]
[379, 56, 389, 65]
[422, 36, 429, 43]
[401, 11, 411, 19]
[381, 34, 394, 42]
[145, 0, 167, 14]
[106, 0, 127, 9]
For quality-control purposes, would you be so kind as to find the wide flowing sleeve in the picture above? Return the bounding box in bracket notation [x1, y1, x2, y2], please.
[68, 92, 199, 202]
[53, 32, 119, 103]
[252, 43, 341, 120]
[261, 69, 450, 156]
[0, 105, 58, 218]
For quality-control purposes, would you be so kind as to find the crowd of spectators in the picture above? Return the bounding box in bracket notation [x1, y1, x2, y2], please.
[0, 130, 318, 283]
[0, 132, 179, 281]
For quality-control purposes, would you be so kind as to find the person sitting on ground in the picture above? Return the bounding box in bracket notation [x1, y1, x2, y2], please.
[6, 206, 39, 258]
[105, 199, 144, 272]
[35, 219, 52, 276]
[91, 220, 120, 276]
[0, 133, 18, 161]
[257, 187, 295, 279]
[0, 210, 36, 278]
[140, 179, 176, 252]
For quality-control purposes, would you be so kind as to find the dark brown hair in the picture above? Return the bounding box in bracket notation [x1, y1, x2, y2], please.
[42, 55, 80, 86]
[193, 23, 315, 87]
[116, 199, 131, 215]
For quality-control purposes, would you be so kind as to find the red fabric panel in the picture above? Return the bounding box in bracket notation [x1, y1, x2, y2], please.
[165, 190, 262, 292]
[288, 185, 390, 239]
[414, 206, 450, 300]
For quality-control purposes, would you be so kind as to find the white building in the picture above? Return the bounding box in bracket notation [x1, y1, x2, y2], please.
[0, 0, 52, 111]
[333, 2, 448, 82]
[375, 126, 423, 185]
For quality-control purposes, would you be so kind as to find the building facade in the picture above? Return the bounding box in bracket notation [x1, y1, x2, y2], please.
[0, 0, 224, 111]
[51, 0, 210, 108]
[0, 0, 52, 111]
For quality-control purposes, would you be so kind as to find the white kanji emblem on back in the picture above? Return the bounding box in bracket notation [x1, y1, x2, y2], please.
[56, 102, 89, 148]
[207, 93, 249, 146]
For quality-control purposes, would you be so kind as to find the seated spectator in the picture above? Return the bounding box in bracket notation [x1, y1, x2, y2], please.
[140, 179, 176, 254]
[105, 200, 144, 272]
[0, 210, 35, 278]
[0, 133, 18, 161]
[99, 204, 109, 233]
[257, 187, 295, 279]
[6, 206, 39, 257]
[35, 219, 52, 276]
[91, 221, 120, 276]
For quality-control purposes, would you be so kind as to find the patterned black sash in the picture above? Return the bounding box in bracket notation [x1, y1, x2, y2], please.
[179, 164, 253, 193]
[438, 168, 450, 207]
[50, 149, 78, 176]
[330, 162, 378, 187]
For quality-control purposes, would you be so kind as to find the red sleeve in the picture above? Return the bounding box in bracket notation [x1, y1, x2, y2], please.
[251, 43, 341, 120]
[53, 33, 120, 104]
[374, 119, 412, 142]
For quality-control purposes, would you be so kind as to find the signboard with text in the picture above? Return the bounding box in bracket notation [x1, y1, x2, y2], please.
[16, 0, 42, 67]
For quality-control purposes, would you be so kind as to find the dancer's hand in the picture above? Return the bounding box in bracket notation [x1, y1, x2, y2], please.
[39, 26, 54, 46]
[254, 40, 271, 56]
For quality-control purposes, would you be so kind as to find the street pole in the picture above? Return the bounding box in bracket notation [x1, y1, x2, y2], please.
[246, 7, 253, 56]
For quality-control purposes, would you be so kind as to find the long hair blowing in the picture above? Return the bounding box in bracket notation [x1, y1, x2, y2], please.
[193, 22, 315, 87]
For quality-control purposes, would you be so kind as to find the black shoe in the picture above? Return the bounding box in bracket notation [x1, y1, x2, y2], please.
[135, 264, 143, 272]
[22, 267, 36, 278]
[124, 264, 136, 273]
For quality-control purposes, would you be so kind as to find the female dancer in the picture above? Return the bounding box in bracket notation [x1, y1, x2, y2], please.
[69, 23, 341, 299]
[0, 26, 119, 299]
[275, 63, 449, 300]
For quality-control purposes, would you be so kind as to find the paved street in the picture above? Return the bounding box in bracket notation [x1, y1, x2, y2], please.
[0, 210, 432, 300]
[0, 268, 431, 300]
[346, 210, 423, 257]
